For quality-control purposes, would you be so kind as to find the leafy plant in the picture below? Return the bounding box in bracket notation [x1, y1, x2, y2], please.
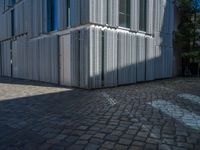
[175, 0, 200, 76]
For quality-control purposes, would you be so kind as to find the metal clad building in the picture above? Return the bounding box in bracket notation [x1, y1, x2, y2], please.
[0, 0, 175, 89]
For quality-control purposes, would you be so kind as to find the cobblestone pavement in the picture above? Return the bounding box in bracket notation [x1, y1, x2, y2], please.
[0, 77, 200, 150]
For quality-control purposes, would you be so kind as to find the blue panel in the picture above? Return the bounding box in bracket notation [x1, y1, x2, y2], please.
[47, 0, 57, 32]
[12, 0, 16, 6]
[47, 0, 51, 32]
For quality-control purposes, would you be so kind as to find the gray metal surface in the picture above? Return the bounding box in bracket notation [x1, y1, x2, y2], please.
[0, 40, 11, 77]
[0, 0, 175, 89]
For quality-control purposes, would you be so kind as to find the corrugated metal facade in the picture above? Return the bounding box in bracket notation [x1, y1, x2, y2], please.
[0, 40, 12, 77]
[12, 35, 59, 83]
[0, 0, 175, 88]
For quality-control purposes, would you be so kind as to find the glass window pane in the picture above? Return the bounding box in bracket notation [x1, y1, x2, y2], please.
[139, 0, 147, 31]
[47, 0, 57, 32]
[119, 0, 130, 28]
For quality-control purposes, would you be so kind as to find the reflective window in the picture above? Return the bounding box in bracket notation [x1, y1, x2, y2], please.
[67, 0, 70, 26]
[139, 0, 147, 31]
[47, 0, 57, 32]
[119, 0, 130, 28]
[11, 10, 14, 36]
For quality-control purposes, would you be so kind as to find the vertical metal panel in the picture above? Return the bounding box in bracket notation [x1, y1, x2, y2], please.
[60, 33, 73, 86]
[26, 0, 45, 38]
[154, 0, 174, 79]
[42, 0, 48, 33]
[27, 40, 34, 80]
[89, 0, 107, 25]
[70, 0, 81, 26]
[131, 0, 139, 31]
[89, 27, 102, 88]
[103, 29, 118, 87]
[0, 42, 2, 76]
[0, 1, 4, 14]
[57, 0, 68, 30]
[39, 35, 59, 83]
[154, 0, 160, 33]
[26, 0, 33, 38]
[107, 0, 119, 27]
[24, 0, 29, 33]
[136, 35, 146, 82]
[1, 40, 11, 77]
[146, 0, 154, 34]
[27, 36, 59, 83]
[146, 37, 155, 81]
[70, 30, 80, 86]
[14, 2, 25, 35]
[32, 39, 40, 80]
[0, 11, 12, 40]
[118, 32, 137, 85]
[81, 0, 90, 24]
[50, 35, 59, 83]
[39, 38, 45, 81]
[80, 28, 90, 88]
[12, 35, 28, 79]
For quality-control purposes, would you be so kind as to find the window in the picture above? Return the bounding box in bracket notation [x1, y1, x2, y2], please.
[67, 0, 70, 26]
[119, 0, 130, 28]
[47, 0, 57, 32]
[11, 0, 16, 6]
[5, 0, 16, 8]
[11, 10, 14, 36]
[139, 0, 147, 31]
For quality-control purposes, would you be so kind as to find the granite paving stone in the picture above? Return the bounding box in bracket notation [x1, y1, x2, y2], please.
[0, 77, 199, 150]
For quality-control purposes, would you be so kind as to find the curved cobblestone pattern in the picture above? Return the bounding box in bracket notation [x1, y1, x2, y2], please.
[0, 77, 200, 150]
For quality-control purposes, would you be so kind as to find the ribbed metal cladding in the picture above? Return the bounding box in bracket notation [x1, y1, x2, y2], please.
[60, 33, 72, 86]
[0, 2, 3, 14]
[146, 36, 155, 81]
[70, 0, 81, 27]
[0, 42, 1, 76]
[107, 0, 119, 27]
[14, 2, 25, 35]
[103, 29, 118, 87]
[88, 27, 103, 88]
[26, 35, 58, 83]
[59, 28, 90, 88]
[146, 0, 154, 34]
[80, 28, 90, 88]
[0, 0, 175, 89]
[81, 0, 90, 24]
[70, 30, 80, 87]
[154, 0, 174, 79]
[89, 0, 107, 25]
[57, 0, 69, 30]
[131, 0, 139, 31]
[0, 40, 11, 77]
[118, 31, 137, 85]
[136, 35, 146, 82]
[0, 11, 11, 41]
[12, 35, 28, 79]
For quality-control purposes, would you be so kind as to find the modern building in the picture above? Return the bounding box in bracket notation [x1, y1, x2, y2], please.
[0, 0, 175, 89]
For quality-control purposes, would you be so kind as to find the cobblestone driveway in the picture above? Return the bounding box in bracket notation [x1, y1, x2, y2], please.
[0, 77, 200, 150]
